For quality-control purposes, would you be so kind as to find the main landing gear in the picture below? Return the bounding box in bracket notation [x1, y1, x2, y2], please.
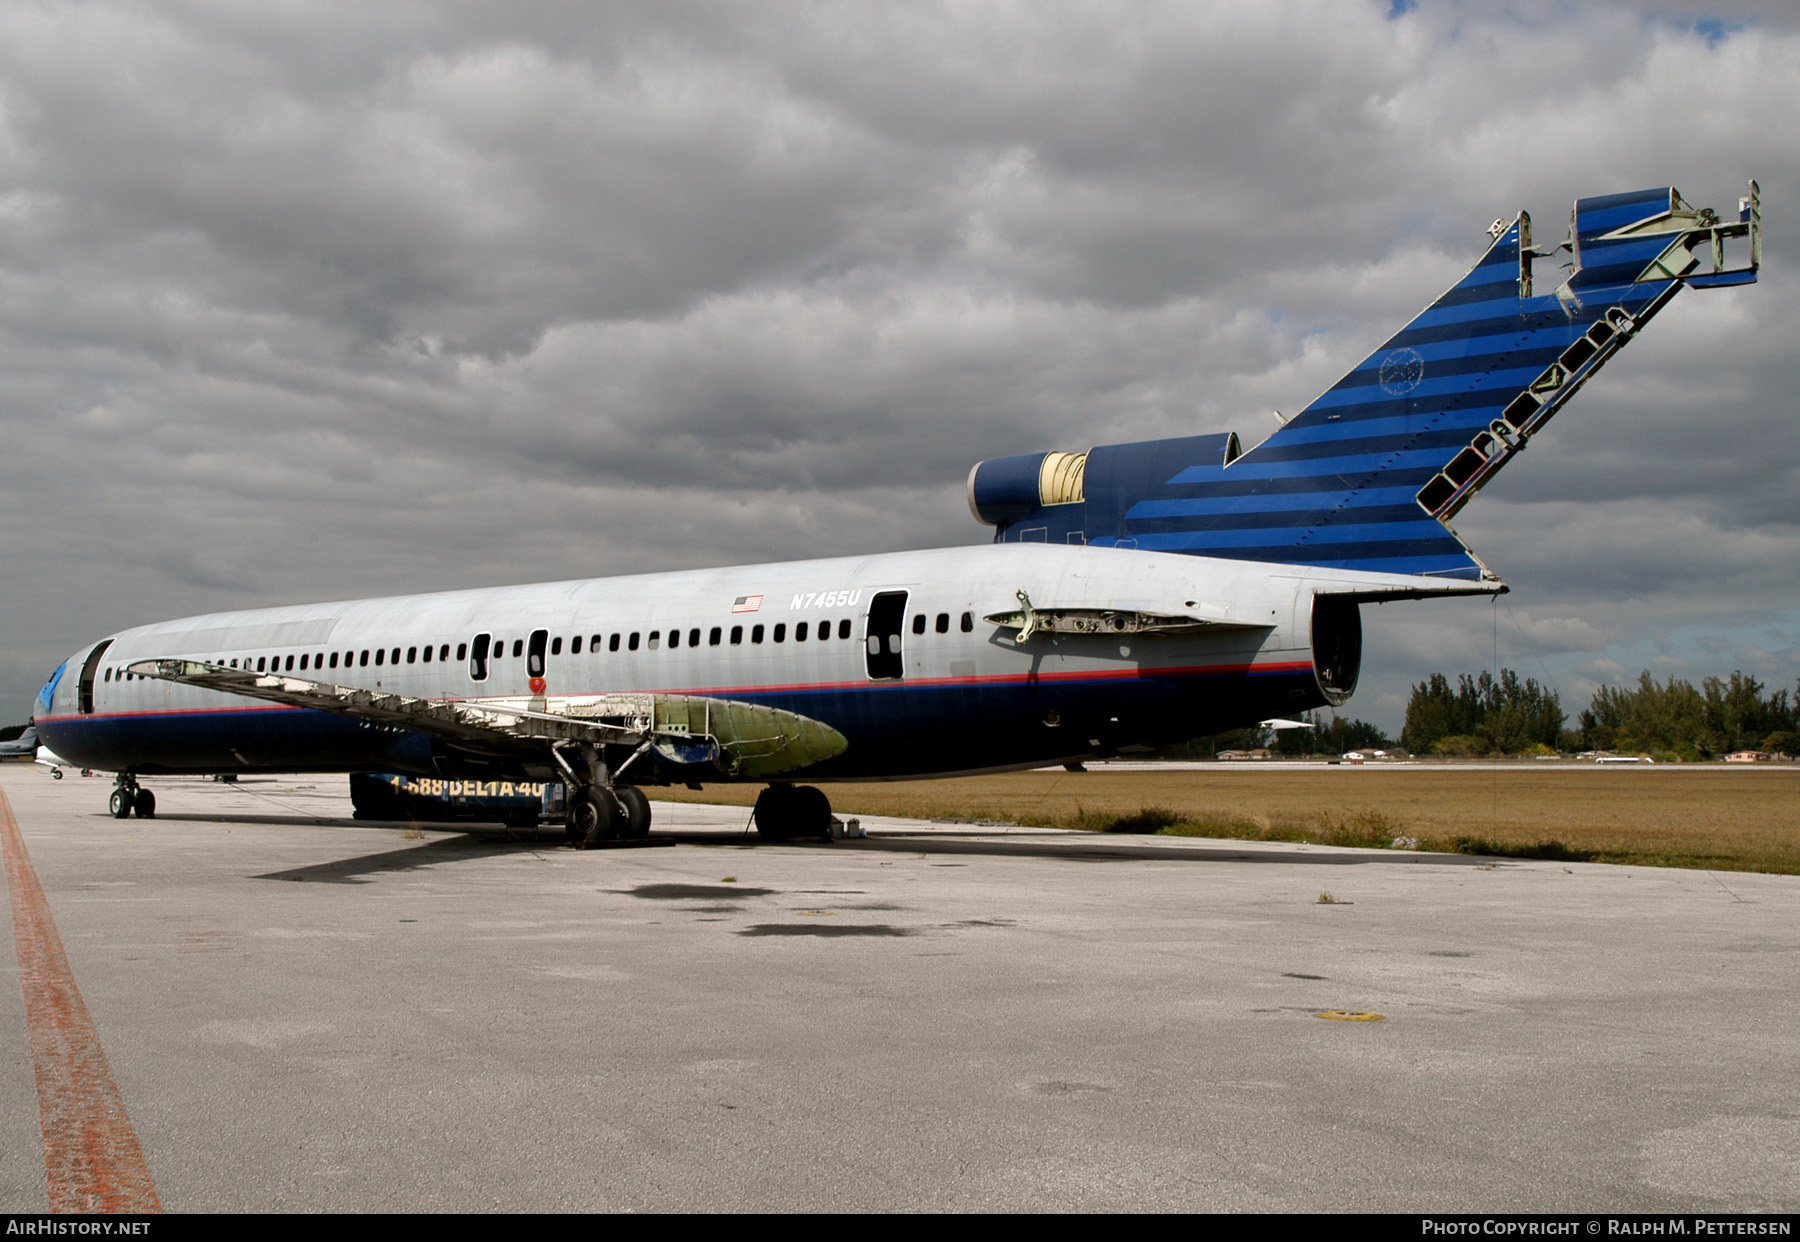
[108, 775, 155, 820]
[551, 746, 652, 848]
[562, 783, 652, 847]
[753, 784, 834, 842]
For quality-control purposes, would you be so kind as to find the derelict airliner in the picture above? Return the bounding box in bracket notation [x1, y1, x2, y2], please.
[31, 183, 1761, 842]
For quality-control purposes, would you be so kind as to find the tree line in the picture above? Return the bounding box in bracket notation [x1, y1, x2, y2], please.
[1182, 666, 1799, 760]
[1401, 668, 1799, 760]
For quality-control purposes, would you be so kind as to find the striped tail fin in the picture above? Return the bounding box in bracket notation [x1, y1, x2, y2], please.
[968, 182, 1760, 581]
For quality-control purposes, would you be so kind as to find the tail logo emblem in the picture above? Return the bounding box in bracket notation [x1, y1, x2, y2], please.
[1378, 347, 1425, 395]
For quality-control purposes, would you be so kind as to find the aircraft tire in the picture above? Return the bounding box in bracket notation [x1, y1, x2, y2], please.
[615, 785, 651, 839]
[51, 769, 62, 780]
[753, 785, 794, 842]
[133, 788, 156, 819]
[791, 785, 833, 840]
[108, 788, 133, 819]
[574, 787, 619, 847]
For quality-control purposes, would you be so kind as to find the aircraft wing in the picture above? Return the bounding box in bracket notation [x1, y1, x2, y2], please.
[127, 660, 846, 779]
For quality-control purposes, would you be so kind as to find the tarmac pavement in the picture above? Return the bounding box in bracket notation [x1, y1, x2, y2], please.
[0, 765, 1795, 1212]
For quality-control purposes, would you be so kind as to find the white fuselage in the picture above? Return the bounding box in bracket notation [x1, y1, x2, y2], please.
[34, 543, 1436, 781]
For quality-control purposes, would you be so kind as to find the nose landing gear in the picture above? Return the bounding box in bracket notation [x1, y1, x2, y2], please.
[108, 776, 155, 819]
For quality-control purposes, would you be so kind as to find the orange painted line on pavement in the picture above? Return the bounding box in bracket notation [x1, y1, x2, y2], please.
[0, 787, 161, 1213]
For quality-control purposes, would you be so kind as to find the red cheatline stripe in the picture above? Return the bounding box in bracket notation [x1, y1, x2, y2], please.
[0, 788, 160, 1213]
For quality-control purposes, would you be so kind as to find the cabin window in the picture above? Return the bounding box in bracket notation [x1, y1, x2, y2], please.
[628, 632, 640, 652]
[257, 657, 267, 672]
[375, 649, 385, 666]
[285, 655, 295, 671]
[439, 644, 450, 661]
[391, 648, 402, 664]
[668, 629, 680, 649]
[710, 627, 722, 646]
[469, 633, 491, 682]
[936, 613, 950, 633]
[911, 615, 926, 635]
[590, 634, 602, 651]
[229, 659, 238, 669]
[406, 647, 417, 664]
[688, 627, 700, 647]
[570, 636, 581, 655]
[422, 645, 432, 663]
[456, 643, 467, 661]
[551, 637, 563, 656]
[610, 634, 621, 652]
[773, 623, 786, 643]
[648, 631, 661, 650]
[511, 640, 522, 658]
[730, 625, 742, 645]
[839, 619, 852, 639]
[796, 622, 808, 642]
[491, 639, 502, 659]
[359, 650, 369, 666]
[960, 612, 973, 632]
[104, 668, 112, 682]
[752, 625, 764, 643]
[299, 654, 309, 670]
[818, 621, 830, 642]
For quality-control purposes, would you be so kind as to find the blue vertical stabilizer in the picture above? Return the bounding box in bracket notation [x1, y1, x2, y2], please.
[967, 182, 1760, 580]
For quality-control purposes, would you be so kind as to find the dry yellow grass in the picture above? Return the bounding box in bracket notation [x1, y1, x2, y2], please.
[658, 764, 1800, 875]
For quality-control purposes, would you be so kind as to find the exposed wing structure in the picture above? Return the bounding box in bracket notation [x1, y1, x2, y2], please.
[127, 660, 846, 779]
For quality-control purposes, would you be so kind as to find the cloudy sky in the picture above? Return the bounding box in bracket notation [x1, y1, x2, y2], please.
[2, 0, 1795, 734]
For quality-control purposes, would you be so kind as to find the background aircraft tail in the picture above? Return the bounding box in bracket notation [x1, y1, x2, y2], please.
[968, 182, 1760, 581]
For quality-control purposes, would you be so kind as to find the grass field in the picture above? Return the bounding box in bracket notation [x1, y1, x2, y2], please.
[659, 764, 1800, 875]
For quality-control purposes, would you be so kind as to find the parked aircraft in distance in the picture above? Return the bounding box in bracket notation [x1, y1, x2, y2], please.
[31, 183, 1760, 841]
[0, 725, 38, 760]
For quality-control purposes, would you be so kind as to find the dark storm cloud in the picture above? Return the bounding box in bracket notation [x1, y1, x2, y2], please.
[1, 0, 1795, 730]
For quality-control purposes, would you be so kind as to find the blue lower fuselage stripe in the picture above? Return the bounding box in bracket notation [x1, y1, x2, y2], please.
[38, 660, 1326, 780]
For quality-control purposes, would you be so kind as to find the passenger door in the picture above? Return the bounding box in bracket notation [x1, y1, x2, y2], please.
[864, 592, 908, 681]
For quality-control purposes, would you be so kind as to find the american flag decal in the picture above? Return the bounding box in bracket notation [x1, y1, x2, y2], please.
[731, 595, 763, 613]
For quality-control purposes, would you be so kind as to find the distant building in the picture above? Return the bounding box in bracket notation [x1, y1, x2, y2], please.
[1724, 751, 1772, 763]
